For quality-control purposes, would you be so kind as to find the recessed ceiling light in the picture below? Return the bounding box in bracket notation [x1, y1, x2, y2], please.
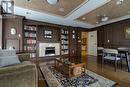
[82, 17, 86, 20]
[59, 8, 64, 12]
[47, 0, 59, 5]
[26, 0, 32, 2]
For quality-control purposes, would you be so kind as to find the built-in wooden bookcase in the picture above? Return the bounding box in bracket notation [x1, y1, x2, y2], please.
[60, 29, 69, 56]
[23, 25, 37, 58]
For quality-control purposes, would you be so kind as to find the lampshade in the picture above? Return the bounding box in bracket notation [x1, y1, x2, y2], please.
[47, 0, 59, 5]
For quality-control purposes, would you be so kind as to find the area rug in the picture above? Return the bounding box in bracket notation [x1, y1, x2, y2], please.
[40, 63, 116, 87]
[48, 66, 98, 87]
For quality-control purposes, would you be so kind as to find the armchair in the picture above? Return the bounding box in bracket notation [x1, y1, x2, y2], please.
[0, 50, 38, 87]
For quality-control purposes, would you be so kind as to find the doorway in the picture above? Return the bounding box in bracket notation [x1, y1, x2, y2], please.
[88, 31, 97, 56]
[81, 32, 88, 56]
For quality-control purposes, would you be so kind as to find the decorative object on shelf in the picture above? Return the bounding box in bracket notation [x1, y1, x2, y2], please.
[11, 28, 16, 35]
[46, 0, 59, 5]
[44, 30, 53, 39]
[125, 26, 130, 39]
[72, 30, 75, 39]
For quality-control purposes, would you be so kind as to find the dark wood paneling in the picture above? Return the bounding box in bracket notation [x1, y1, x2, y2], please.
[69, 28, 78, 57]
[37, 25, 60, 43]
[3, 15, 24, 51]
[95, 19, 130, 48]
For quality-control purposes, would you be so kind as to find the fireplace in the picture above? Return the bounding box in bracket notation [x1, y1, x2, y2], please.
[39, 43, 60, 57]
[45, 47, 55, 56]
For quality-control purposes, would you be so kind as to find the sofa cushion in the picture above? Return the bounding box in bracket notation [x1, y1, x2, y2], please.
[17, 53, 30, 62]
[0, 50, 16, 57]
[0, 56, 20, 68]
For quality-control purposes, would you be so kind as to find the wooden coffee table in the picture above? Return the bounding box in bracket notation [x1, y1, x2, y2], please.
[54, 58, 86, 78]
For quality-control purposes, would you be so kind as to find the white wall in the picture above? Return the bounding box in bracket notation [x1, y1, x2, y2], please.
[0, 15, 2, 49]
[88, 31, 97, 56]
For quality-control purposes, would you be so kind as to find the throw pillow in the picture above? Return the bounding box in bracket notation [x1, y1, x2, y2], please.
[0, 56, 20, 68]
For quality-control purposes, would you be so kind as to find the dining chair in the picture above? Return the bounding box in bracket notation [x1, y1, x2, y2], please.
[97, 47, 104, 64]
[97, 47, 104, 56]
[118, 47, 130, 72]
[102, 49, 121, 71]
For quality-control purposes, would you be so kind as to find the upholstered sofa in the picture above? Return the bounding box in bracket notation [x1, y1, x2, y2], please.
[0, 50, 38, 87]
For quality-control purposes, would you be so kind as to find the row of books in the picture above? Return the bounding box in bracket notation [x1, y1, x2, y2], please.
[61, 40, 68, 44]
[30, 53, 36, 58]
[61, 50, 69, 55]
[61, 45, 68, 49]
[61, 29, 69, 34]
[25, 32, 36, 38]
[25, 39, 36, 44]
[24, 26, 37, 31]
[24, 46, 36, 51]
[61, 35, 68, 39]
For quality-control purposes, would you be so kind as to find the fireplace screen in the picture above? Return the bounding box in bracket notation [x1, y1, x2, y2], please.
[45, 47, 55, 56]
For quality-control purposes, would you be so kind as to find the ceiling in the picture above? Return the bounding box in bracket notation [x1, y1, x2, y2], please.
[1, 0, 130, 28]
[77, 0, 130, 25]
[14, 0, 85, 17]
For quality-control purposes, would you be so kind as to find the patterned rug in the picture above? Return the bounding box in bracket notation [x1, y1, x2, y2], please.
[40, 63, 116, 87]
[48, 66, 98, 87]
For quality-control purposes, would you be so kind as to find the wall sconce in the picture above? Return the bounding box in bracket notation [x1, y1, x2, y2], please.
[107, 40, 110, 43]
[18, 34, 21, 38]
[18, 34, 21, 52]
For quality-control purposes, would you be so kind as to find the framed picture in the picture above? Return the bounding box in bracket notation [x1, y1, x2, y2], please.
[125, 26, 130, 38]
[44, 30, 53, 39]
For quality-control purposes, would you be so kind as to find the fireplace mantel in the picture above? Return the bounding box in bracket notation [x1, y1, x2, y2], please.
[39, 43, 60, 57]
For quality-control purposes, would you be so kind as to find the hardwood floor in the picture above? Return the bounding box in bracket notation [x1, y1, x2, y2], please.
[38, 56, 130, 87]
[85, 56, 130, 87]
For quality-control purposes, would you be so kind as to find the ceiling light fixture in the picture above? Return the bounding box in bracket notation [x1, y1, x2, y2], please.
[96, 14, 109, 23]
[116, 0, 124, 5]
[101, 16, 109, 22]
[47, 0, 59, 5]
